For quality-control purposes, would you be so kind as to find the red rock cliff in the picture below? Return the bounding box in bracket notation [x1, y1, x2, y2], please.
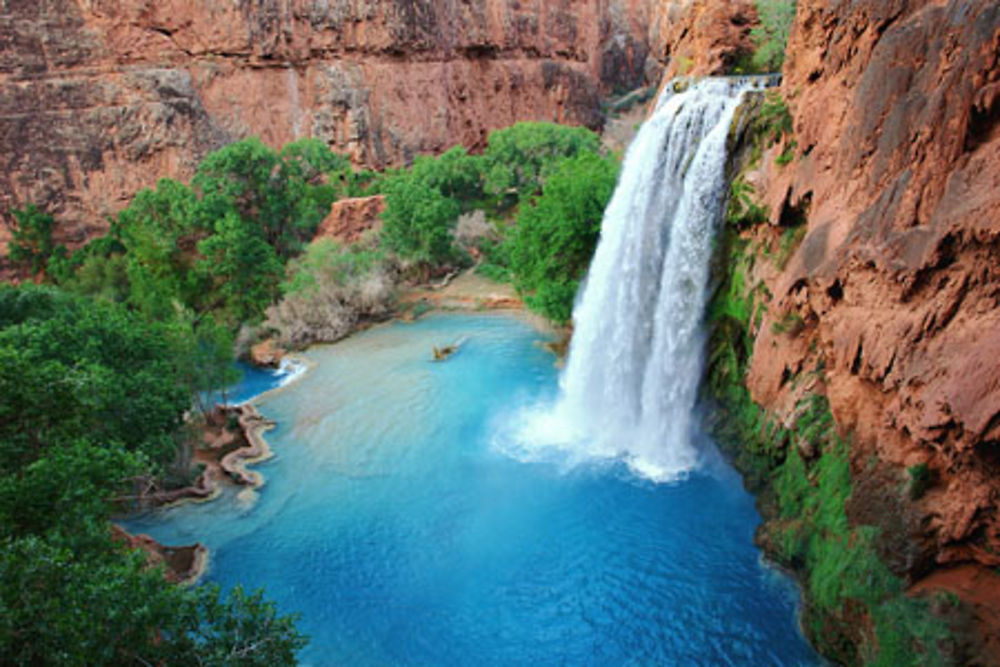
[744, 0, 1000, 605]
[1, 0, 669, 249]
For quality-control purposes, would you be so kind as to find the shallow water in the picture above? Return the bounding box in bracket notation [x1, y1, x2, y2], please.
[125, 313, 818, 666]
[204, 359, 306, 406]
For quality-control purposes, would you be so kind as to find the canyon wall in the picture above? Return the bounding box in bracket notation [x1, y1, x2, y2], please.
[755, 0, 1000, 576]
[729, 0, 1000, 656]
[1, 0, 679, 249]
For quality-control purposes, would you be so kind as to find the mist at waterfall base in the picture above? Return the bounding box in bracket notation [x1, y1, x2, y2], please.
[126, 314, 816, 665]
[125, 79, 818, 664]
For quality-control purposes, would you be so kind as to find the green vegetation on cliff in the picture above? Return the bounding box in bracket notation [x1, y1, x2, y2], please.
[733, 1, 797, 74]
[704, 169, 955, 666]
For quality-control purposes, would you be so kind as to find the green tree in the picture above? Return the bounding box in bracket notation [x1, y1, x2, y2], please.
[117, 179, 208, 319]
[0, 286, 189, 470]
[408, 146, 484, 202]
[0, 283, 307, 665]
[195, 138, 336, 260]
[380, 175, 461, 267]
[169, 313, 241, 415]
[751, 0, 796, 72]
[506, 152, 619, 322]
[197, 213, 285, 326]
[482, 123, 602, 204]
[281, 137, 351, 183]
[7, 204, 60, 276]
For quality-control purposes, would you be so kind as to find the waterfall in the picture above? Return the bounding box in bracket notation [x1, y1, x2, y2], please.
[507, 77, 766, 482]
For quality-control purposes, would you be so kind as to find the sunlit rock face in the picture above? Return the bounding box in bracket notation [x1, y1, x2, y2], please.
[0, 0, 689, 250]
[738, 0, 1000, 589]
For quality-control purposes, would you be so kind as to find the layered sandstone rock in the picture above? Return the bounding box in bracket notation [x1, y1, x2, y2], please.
[650, 0, 756, 81]
[315, 194, 385, 243]
[0, 0, 671, 252]
[742, 0, 1000, 589]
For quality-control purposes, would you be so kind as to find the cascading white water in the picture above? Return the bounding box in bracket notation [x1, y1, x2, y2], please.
[508, 77, 766, 481]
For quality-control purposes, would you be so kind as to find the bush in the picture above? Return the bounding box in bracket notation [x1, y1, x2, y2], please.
[6, 204, 61, 277]
[505, 151, 619, 322]
[751, 0, 797, 72]
[264, 239, 397, 347]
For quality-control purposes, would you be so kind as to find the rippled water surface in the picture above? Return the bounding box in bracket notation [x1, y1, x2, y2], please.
[126, 313, 818, 665]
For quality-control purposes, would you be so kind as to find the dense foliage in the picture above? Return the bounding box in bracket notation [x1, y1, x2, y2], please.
[375, 123, 619, 322]
[7, 204, 62, 277]
[750, 0, 796, 72]
[0, 285, 306, 664]
[1, 122, 620, 659]
[50, 138, 342, 328]
[481, 122, 602, 204]
[505, 152, 619, 321]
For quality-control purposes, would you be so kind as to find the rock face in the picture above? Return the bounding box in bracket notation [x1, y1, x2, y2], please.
[744, 0, 1000, 597]
[650, 0, 756, 80]
[315, 194, 385, 243]
[0, 0, 672, 251]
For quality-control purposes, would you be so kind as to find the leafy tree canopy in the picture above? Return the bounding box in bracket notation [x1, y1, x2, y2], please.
[482, 123, 602, 203]
[506, 152, 619, 322]
[6, 204, 62, 277]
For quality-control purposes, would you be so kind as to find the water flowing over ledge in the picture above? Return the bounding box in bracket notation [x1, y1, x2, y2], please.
[504, 78, 767, 483]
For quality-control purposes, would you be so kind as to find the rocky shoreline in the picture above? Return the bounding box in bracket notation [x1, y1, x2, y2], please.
[118, 402, 283, 584]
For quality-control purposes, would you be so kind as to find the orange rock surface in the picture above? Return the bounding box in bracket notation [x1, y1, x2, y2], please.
[741, 0, 1000, 585]
[315, 194, 386, 244]
[0, 0, 670, 251]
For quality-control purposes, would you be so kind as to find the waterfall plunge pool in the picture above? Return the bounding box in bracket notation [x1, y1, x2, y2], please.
[125, 313, 818, 665]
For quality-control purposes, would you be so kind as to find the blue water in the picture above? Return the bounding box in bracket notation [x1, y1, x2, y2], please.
[126, 314, 818, 666]
[206, 361, 300, 406]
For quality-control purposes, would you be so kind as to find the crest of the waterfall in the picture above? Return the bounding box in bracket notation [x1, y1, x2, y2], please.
[501, 78, 762, 482]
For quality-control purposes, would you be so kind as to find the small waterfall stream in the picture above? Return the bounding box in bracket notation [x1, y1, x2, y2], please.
[512, 77, 768, 481]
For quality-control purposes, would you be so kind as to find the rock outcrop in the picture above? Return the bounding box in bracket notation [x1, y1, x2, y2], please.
[315, 194, 385, 243]
[650, 0, 757, 81]
[735, 0, 1000, 644]
[0, 0, 673, 251]
[111, 525, 207, 584]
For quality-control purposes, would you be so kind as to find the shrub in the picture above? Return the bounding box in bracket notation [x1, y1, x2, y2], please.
[264, 239, 397, 348]
[6, 204, 61, 277]
[505, 151, 619, 322]
[751, 0, 797, 72]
